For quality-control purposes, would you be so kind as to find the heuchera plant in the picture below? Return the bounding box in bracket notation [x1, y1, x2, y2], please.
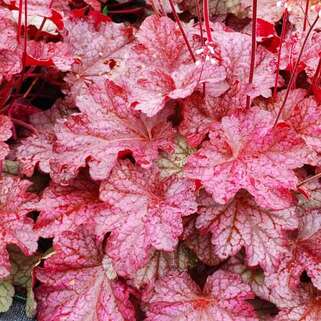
[1, 0, 321, 320]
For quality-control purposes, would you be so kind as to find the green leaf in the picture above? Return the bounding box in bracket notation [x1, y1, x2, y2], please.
[3, 160, 20, 175]
[25, 286, 37, 318]
[0, 280, 14, 313]
[102, 5, 109, 15]
[158, 135, 195, 179]
[8, 246, 42, 318]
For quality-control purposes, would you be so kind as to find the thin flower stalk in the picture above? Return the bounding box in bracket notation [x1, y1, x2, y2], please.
[246, 0, 257, 109]
[274, 15, 319, 126]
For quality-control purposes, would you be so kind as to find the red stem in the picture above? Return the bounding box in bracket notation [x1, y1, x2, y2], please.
[203, 0, 213, 42]
[23, 77, 38, 98]
[23, 0, 28, 67]
[108, 0, 136, 8]
[17, 0, 23, 43]
[312, 55, 321, 86]
[16, 0, 27, 91]
[195, 0, 206, 95]
[246, 0, 257, 109]
[36, 17, 47, 38]
[149, 0, 162, 15]
[168, 0, 196, 62]
[273, 9, 288, 100]
[273, 15, 319, 126]
[195, 0, 204, 42]
[11, 118, 38, 134]
[298, 172, 321, 187]
[303, 0, 310, 31]
[109, 7, 144, 14]
[156, 0, 166, 15]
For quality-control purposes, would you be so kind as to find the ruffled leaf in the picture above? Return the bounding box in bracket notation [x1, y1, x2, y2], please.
[97, 160, 197, 276]
[185, 108, 314, 209]
[143, 270, 259, 321]
[0, 175, 38, 278]
[35, 226, 135, 321]
[51, 81, 175, 183]
[196, 190, 297, 271]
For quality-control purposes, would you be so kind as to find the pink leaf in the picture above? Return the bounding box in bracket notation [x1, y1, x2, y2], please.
[286, 96, 321, 153]
[254, 181, 321, 295]
[179, 28, 278, 146]
[243, 253, 321, 319]
[35, 177, 110, 238]
[51, 81, 175, 183]
[275, 284, 321, 321]
[16, 101, 70, 177]
[131, 245, 193, 289]
[63, 17, 134, 97]
[84, 0, 101, 10]
[0, 8, 22, 82]
[97, 160, 197, 276]
[241, 0, 320, 30]
[0, 115, 12, 163]
[213, 28, 277, 99]
[280, 31, 321, 75]
[120, 15, 226, 117]
[4, 0, 52, 17]
[26, 40, 73, 71]
[185, 107, 314, 209]
[0, 175, 38, 278]
[182, 216, 221, 266]
[196, 190, 298, 271]
[35, 226, 135, 321]
[285, 181, 321, 291]
[143, 270, 259, 321]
